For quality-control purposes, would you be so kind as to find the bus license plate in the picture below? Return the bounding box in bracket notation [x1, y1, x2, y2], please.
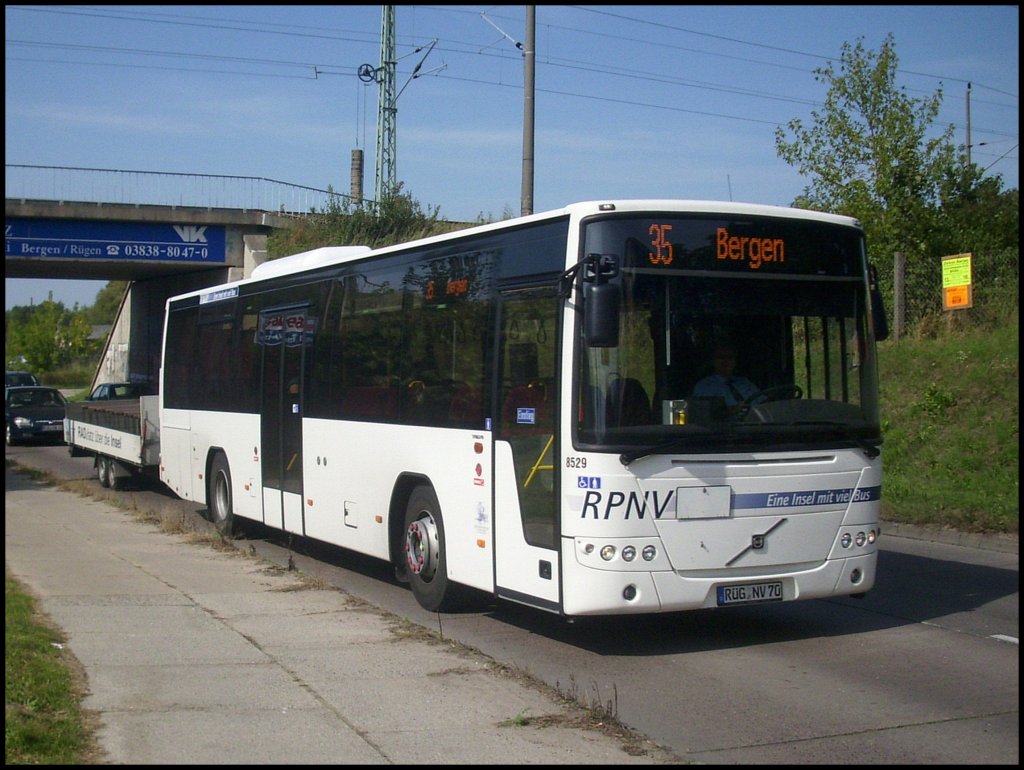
[717, 581, 783, 606]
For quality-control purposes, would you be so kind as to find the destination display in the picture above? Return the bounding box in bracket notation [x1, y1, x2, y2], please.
[5, 218, 227, 264]
[585, 214, 864, 277]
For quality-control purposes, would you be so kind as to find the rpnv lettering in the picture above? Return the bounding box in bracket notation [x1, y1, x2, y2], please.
[580, 489, 675, 520]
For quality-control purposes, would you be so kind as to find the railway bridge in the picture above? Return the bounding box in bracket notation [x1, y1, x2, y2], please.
[5, 165, 349, 388]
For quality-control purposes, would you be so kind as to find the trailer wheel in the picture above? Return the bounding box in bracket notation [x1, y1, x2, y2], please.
[403, 485, 466, 612]
[105, 458, 120, 490]
[208, 452, 236, 537]
[97, 456, 110, 488]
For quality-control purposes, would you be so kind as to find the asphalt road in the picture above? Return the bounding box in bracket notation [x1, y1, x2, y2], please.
[6, 443, 1019, 764]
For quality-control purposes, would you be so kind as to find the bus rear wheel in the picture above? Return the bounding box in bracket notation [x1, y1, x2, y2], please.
[208, 453, 236, 537]
[403, 485, 461, 612]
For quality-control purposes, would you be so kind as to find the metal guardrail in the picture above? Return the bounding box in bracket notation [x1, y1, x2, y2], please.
[5, 164, 363, 216]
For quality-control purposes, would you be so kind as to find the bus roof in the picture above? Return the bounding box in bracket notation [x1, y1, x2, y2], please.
[565, 199, 861, 229]
[173, 200, 862, 305]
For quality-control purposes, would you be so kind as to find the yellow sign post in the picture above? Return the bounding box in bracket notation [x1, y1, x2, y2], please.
[941, 253, 973, 310]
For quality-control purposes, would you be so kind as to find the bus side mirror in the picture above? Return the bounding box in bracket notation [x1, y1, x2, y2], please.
[584, 281, 620, 347]
[868, 263, 889, 342]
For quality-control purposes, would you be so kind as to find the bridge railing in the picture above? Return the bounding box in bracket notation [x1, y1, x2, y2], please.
[5, 164, 363, 216]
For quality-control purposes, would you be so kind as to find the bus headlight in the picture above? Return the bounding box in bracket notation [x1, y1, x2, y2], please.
[600, 545, 616, 561]
[841, 533, 852, 548]
[855, 531, 867, 547]
[642, 545, 657, 561]
[621, 545, 636, 562]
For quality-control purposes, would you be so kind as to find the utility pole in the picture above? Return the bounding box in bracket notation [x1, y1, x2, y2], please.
[521, 6, 535, 216]
[965, 82, 972, 168]
[376, 5, 397, 205]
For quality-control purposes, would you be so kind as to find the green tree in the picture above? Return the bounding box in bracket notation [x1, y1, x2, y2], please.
[267, 185, 462, 258]
[5, 298, 93, 372]
[930, 163, 1018, 256]
[86, 280, 128, 325]
[775, 34, 959, 271]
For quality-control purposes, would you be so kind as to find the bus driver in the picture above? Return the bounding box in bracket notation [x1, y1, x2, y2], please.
[691, 342, 762, 414]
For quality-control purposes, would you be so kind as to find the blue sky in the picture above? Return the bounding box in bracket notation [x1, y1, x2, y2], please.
[5, 4, 1019, 310]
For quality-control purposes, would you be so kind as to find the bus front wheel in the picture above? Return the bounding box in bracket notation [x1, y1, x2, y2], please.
[403, 485, 459, 612]
[208, 453, 236, 537]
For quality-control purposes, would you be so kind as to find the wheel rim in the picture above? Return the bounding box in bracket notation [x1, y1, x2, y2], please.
[213, 471, 230, 523]
[404, 512, 439, 580]
[97, 457, 107, 483]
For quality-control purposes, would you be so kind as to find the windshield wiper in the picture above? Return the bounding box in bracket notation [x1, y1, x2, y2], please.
[619, 424, 881, 465]
[793, 421, 882, 458]
[618, 431, 712, 466]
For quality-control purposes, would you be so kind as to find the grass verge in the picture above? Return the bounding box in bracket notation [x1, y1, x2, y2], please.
[5, 569, 103, 764]
[878, 312, 1018, 533]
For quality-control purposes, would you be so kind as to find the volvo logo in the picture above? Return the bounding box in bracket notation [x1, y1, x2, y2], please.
[726, 518, 788, 566]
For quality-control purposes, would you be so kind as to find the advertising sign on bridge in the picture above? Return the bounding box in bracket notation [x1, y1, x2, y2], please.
[5, 218, 227, 264]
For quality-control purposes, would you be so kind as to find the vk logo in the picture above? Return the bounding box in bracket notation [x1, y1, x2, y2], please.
[173, 225, 208, 243]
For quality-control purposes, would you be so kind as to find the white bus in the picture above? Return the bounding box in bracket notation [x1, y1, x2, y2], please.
[159, 200, 887, 616]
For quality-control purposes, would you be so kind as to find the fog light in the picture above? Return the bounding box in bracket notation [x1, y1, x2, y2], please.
[855, 531, 867, 547]
[600, 545, 616, 561]
[841, 533, 852, 548]
[641, 545, 657, 561]
[622, 545, 636, 561]
[850, 568, 862, 584]
[622, 584, 637, 600]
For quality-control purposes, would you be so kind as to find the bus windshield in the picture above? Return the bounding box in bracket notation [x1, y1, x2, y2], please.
[575, 213, 881, 455]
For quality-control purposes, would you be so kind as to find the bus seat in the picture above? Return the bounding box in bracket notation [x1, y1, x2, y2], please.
[606, 377, 651, 426]
[342, 385, 398, 421]
[502, 382, 551, 434]
[448, 384, 483, 428]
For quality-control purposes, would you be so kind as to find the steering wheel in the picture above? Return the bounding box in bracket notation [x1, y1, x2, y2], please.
[740, 384, 803, 407]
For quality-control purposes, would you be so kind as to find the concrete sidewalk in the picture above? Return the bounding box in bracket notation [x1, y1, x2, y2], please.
[5, 465, 680, 764]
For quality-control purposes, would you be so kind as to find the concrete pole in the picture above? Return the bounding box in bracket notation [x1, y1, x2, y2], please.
[521, 6, 535, 216]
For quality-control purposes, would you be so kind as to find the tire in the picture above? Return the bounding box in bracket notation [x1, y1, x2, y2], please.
[208, 452, 236, 537]
[6, 424, 18, 446]
[97, 456, 110, 487]
[105, 458, 120, 491]
[402, 485, 463, 612]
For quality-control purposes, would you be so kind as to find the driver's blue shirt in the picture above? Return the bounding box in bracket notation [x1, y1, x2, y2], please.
[692, 374, 761, 406]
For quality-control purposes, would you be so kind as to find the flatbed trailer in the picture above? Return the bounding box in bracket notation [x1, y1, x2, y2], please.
[64, 395, 160, 489]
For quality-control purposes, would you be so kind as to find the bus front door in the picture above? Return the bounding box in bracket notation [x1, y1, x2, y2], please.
[259, 308, 307, 534]
[494, 289, 561, 611]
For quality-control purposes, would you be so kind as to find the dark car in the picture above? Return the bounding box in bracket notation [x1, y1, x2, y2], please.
[6, 370, 40, 387]
[5, 386, 68, 445]
[86, 382, 153, 401]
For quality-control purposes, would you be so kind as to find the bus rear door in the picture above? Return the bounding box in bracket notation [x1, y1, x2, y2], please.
[259, 306, 308, 534]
